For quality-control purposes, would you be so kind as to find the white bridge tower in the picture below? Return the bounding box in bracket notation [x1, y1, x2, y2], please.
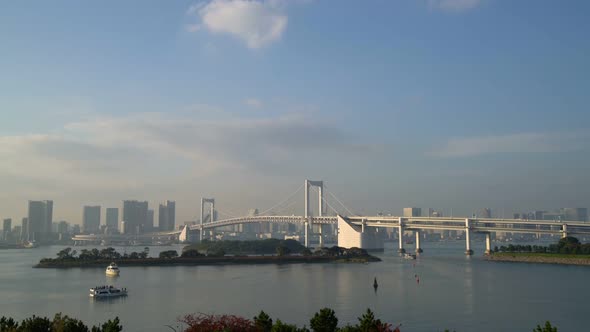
[304, 180, 324, 248]
[200, 198, 215, 241]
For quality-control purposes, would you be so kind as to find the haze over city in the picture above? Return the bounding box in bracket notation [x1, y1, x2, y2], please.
[2, 0, 590, 225]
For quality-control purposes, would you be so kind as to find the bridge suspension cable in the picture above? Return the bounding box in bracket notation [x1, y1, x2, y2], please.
[316, 187, 343, 216]
[324, 185, 357, 216]
[257, 183, 305, 216]
[271, 197, 300, 215]
[215, 208, 239, 219]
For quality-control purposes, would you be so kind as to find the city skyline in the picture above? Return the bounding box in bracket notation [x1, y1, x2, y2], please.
[1, 197, 588, 230]
[2, 0, 590, 223]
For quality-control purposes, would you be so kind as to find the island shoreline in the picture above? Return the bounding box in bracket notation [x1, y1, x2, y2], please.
[486, 253, 590, 266]
[34, 255, 381, 268]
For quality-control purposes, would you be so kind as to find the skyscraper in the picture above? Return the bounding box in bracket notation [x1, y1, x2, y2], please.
[83, 206, 101, 234]
[21, 218, 28, 242]
[147, 209, 154, 232]
[2, 218, 11, 241]
[562, 208, 587, 222]
[158, 200, 176, 232]
[403, 207, 421, 217]
[122, 200, 148, 234]
[27, 200, 53, 242]
[106, 208, 119, 232]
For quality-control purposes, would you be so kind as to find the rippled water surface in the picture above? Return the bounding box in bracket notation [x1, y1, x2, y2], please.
[1, 242, 588, 331]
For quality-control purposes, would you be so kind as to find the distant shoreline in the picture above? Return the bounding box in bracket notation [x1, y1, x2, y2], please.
[34, 255, 381, 268]
[486, 252, 590, 266]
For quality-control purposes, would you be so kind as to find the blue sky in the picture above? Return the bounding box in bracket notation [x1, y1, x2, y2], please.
[1, 0, 590, 224]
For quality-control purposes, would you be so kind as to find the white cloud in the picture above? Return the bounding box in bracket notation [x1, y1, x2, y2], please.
[431, 132, 588, 157]
[244, 98, 263, 108]
[0, 112, 374, 191]
[428, 0, 482, 12]
[187, 0, 288, 49]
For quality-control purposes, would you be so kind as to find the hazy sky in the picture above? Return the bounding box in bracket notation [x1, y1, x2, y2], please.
[1, 0, 590, 225]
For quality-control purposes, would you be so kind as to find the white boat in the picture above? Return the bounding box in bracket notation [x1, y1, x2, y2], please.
[402, 253, 416, 260]
[23, 241, 38, 248]
[89, 285, 127, 298]
[105, 262, 120, 276]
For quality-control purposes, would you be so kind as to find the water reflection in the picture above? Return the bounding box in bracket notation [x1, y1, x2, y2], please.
[0, 243, 589, 331]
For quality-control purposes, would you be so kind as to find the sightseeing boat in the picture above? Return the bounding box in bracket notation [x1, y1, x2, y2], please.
[105, 262, 120, 276]
[89, 285, 127, 298]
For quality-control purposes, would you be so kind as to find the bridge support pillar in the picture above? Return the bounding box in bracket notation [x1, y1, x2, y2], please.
[484, 233, 491, 255]
[304, 221, 309, 248]
[465, 218, 473, 255]
[318, 224, 323, 248]
[562, 224, 568, 239]
[415, 231, 423, 254]
[398, 218, 405, 254]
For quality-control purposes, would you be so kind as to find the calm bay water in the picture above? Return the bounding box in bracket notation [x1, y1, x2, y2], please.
[0, 241, 589, 332]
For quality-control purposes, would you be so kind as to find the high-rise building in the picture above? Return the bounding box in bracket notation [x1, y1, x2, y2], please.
[403, 207, 421, 217]
[57, 221, 69, 234]
[561, 208, 587, 222]
[2, 218, 11, 241]
[83, 206, 101, 234]
[147, 209, 154, 232]
[122, 200, 148, 234]
[106, 208, 119, 232]
[27, 200, 53, 242]
[21, 218, 28, 242]
[158, 201, 176, 232]
[71, 224, 81, 235]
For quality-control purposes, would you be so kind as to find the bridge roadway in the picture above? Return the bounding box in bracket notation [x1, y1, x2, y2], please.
[191, 215, 590, 255]
[73, 215, 590, 255]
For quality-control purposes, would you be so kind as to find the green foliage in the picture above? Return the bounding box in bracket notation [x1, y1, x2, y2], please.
[533, 321, 557, 332]
[93, 317, 122, 332]
[180, 249, 203, 258]
[272, 319, 309, 332]
[51, 313, 89, 332]
[254, 311, 273, 332]
[276, 245, 292, 257]
[0, 313, 121, 332]
[206, 247, 226, 257]
[301, 248, 313, 257]
[18, 315, 52, 331]
[185, 239, 307, 256]
[56, 248, 75, 260]
[0, 316, 19, 332]
[159, 250, 179, 259]
[497, 237, 590, 255]
[310, 308, 338, 332]
[358, 309, 378, 332]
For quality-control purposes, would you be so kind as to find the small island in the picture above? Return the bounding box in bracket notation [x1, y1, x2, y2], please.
[34, 239, 381, 268]
[486, 236, 590, 266]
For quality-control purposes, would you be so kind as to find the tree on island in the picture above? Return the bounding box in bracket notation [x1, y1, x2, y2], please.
[302, 248, 313, 257]
[206, 248, 226, 257]
[181, 249, 203, 258]
[276, 245, 292, 257]
[56, 248, 76, 260]
[159, 250, 179, 259]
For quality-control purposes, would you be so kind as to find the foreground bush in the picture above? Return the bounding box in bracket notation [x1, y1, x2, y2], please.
[180, 308, 398, 332]
[0, 313, 121, 332]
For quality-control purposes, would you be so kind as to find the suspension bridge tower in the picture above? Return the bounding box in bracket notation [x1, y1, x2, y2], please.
[304, 180, 324, 248]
